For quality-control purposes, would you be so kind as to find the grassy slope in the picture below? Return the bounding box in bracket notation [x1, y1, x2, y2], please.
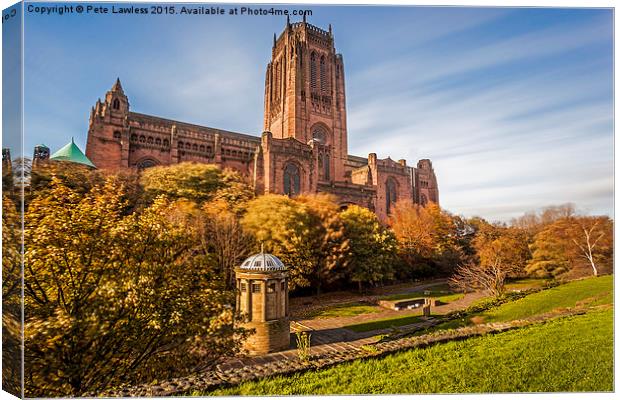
[483, 275, 613, 323]
[208, 309, 613, 395]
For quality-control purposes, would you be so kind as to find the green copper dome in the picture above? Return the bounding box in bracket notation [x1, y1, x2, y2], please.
[50, 138, 96, 168]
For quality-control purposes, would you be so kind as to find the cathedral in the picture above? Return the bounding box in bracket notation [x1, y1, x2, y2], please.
[84, 18, 439, 222]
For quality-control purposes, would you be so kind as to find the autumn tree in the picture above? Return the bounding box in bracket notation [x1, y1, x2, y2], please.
[200, 199, 254, 289]
[24, 178, 248, 396]
[140, 162, 229, 204]
[570, 216, 613, 277]
[389, 200, 462, 277]
[450, 221, 529, 298]
[242, 194, 349, 293]
[527, 215, 613, 278]
[340, 205, 397, 292]
[2, 196, 22, 396]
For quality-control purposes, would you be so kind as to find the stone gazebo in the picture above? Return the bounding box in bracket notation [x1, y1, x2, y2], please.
[235, 251, 290, 355]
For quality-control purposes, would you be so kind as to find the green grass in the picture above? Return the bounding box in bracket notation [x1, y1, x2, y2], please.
[483, 275, 613, 323]
[433, 275, 612, 331]
[305, 302, 381, 319]
[343, 314, 426, 332]
[206, 309, 613, 395]
[504, 277, 548, 291]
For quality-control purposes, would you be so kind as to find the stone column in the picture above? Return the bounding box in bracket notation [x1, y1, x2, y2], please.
[246, 279, 252, 321]
[284, 279, 289, 317]
[262, 280, 268, 322]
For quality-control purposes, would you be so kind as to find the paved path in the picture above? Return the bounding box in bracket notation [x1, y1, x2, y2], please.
[217, 288, 487, 371]
[289, 279, 448, 320]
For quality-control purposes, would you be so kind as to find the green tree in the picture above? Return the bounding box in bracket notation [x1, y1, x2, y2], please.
[340, 205, 397, 292]
[24, 178, 247, 396]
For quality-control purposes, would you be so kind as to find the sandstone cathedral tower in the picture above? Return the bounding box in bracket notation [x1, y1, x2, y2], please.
[85, 18, 439, 222]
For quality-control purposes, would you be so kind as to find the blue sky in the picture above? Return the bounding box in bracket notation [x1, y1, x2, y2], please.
[8, 4, 615, 221]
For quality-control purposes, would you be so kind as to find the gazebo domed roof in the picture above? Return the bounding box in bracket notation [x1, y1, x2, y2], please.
[240, 252, 286, 272]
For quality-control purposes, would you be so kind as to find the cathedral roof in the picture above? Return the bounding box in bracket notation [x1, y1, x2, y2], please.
[50, 138, 96, 168]
[240, 251, 286, 272]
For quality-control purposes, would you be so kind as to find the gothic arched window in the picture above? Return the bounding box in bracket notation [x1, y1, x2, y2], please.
[310, 52, 317, 90]
[137, 159, 157, 170]
[113, 99, 120, 110]
[320, 55, 327, 92]
[386, 178, 398, 215]
[312, 127, 327, 144]
[283, 163, 301, 196]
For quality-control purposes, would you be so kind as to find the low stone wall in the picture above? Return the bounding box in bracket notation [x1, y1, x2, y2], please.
[90, 308, 586, 397]
[379, 297, 440, 310]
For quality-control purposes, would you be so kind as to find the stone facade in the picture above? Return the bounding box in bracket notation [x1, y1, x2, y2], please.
[85, 19, 439, 222]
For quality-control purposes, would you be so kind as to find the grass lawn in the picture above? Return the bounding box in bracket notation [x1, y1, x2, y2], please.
[380, 283, 453, 301]
[436, 275, 612, 330]
[483, 274, 613, 323]
[304, 302, 381, 319]
[504, 277, 548, 291]
[206, 308, 613, 395]
[343, 314, 426, 332]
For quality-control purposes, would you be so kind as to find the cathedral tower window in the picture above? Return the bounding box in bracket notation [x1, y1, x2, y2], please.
[113, 131, 121, 139]
[324, 153, 330, 180]
[386, 178, 398, 215]
[312, 127, 327, 144]
[310, 52, 317, 90]
[113, 98, 120, 110]
[320, 55, 327, 92]
[283, 163, 301, 196]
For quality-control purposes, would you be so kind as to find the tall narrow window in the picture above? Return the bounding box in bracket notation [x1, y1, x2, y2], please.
[386, 178, 398, 214]
[310, 52, 317, 90]
[283, 163, 301, 196]
[324, 153, 330, 181]
[112, 99, 120, 110]
[320, 56, 327, 92]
